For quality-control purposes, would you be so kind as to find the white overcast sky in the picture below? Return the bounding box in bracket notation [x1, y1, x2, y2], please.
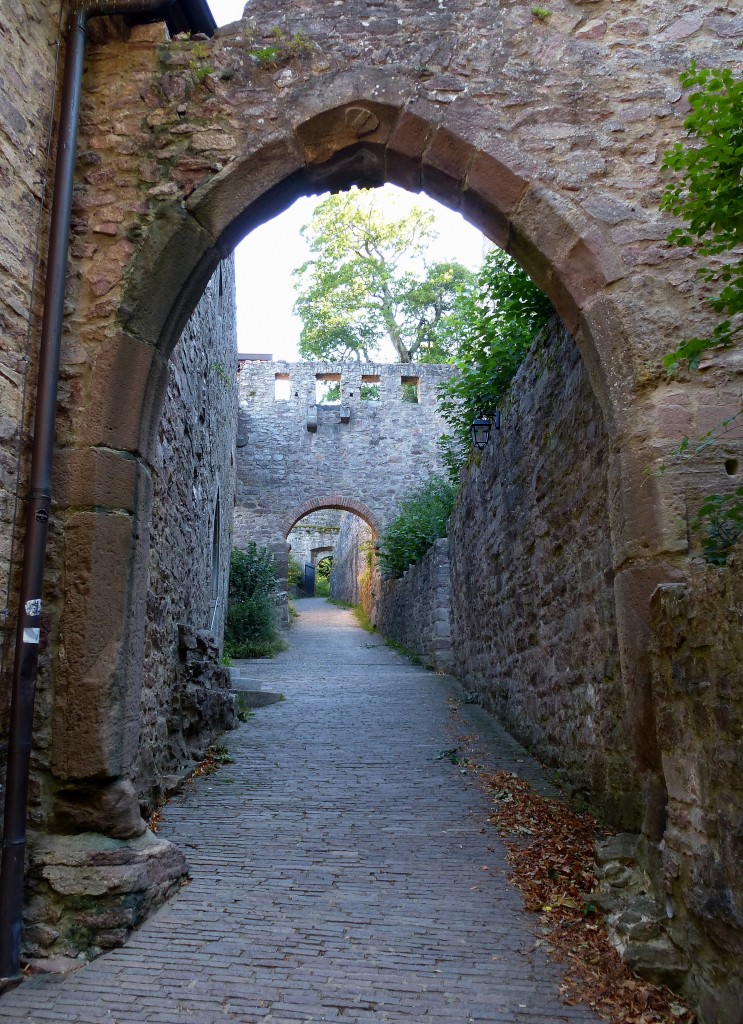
[207, 0, 486, 362]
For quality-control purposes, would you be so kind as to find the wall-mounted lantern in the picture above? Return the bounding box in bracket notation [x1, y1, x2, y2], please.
[470, 409, 501, 450]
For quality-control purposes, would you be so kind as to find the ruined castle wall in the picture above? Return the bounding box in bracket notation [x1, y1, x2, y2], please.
[0, 0, 62, 660]
[376, 539, 453, 673]
[132, 259, 238, 815]
[329, 512, 373, 607]
[448, 321, 639, 829]
[649, 564, 743, 1020]
[287, 509, 342, 570]
[235, 361, 456, 558]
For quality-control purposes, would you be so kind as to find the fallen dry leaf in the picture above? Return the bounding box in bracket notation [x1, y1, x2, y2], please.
[446, 722, 697, 1024]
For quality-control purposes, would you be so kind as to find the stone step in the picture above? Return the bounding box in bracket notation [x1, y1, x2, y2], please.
[231, 689, 284, 708]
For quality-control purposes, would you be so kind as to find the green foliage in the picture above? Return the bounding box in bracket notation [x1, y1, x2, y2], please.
[436, 248, 554, 478]
[228, 543, 279, 603]
[660, 62, 743, 369]
[189, 59, 213, 83]
[386, 636, 422, 665]
[327, 598, 375, 632]
[691, 486, 743, 565]
[210, 362, 232, 389]
[225, 594, 286, 659]
[287, 554, 302, 589]
[378, 476, 457, 578]
[318, 381, 341, 404]
[360, 382, 380, 401]
[315, 556, 332, 598]
[531, 7, 552, 20]
[249, 28, 313, 66]
[292, 188, 475, 363]
[250, 45, 281, 64]
[235, 695, 254, 723]
[224, 544, 285, 659]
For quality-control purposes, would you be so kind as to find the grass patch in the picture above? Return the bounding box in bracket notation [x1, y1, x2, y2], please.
[327, 598, 375, 634]
[385, 636, 422, 665]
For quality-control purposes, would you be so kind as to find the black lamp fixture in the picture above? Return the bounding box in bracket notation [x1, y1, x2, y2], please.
[470, 408, 501, 450]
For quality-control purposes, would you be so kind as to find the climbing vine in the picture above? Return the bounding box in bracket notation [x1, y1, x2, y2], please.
[659, 62, 743, 564]
[660, 62, 743, 370]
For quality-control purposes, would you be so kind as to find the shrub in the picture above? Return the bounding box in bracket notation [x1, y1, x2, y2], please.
[315, 557, 332, 597]
[378, 476, 457, 579]
[225, 594, 285, 659]
[224, 544, 285, 659]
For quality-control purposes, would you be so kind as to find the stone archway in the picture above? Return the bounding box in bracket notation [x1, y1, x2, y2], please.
[31, 2, 742, 992]
[282, 495, 381, 541]
[57, 75, 694, 846]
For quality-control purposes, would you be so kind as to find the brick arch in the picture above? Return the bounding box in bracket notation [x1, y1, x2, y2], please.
[282, 495, 382, 541]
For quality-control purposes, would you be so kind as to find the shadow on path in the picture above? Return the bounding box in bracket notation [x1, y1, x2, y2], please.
[0, 599, 601, 1023]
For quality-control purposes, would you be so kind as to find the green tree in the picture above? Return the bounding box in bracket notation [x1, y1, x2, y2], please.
[292, 188, 475, 363]
[437, 248, 554, 478]
[660, 62, 743, 369]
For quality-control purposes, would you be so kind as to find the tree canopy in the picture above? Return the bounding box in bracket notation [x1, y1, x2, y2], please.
[292, 188, 476, 363]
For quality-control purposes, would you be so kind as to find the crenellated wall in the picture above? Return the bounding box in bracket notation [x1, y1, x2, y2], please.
[234, 360, 456, 564]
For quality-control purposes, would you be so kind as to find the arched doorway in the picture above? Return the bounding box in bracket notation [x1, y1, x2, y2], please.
[52, 95, 683, 858]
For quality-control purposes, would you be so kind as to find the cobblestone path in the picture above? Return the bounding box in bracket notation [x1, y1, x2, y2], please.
[0, 600, 601, 1024]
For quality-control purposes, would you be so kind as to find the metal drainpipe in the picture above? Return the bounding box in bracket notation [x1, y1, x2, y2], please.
[0, 0, 175, 983]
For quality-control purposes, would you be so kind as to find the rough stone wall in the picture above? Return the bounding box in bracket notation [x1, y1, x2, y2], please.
[649, 561, 743, 1020]
[0, 0, 62, 667]
[448, 320, 638, 828]
[19, 259, 239, 959]
[329, 512, 372, 606]
[235, 361, 456, 561]
[132, 259, 238, 815]
[287, 509, 342, 570]
[375, 539, 453, 672]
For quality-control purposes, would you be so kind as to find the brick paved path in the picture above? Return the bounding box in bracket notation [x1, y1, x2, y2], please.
[0, 600, 602, 1024]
